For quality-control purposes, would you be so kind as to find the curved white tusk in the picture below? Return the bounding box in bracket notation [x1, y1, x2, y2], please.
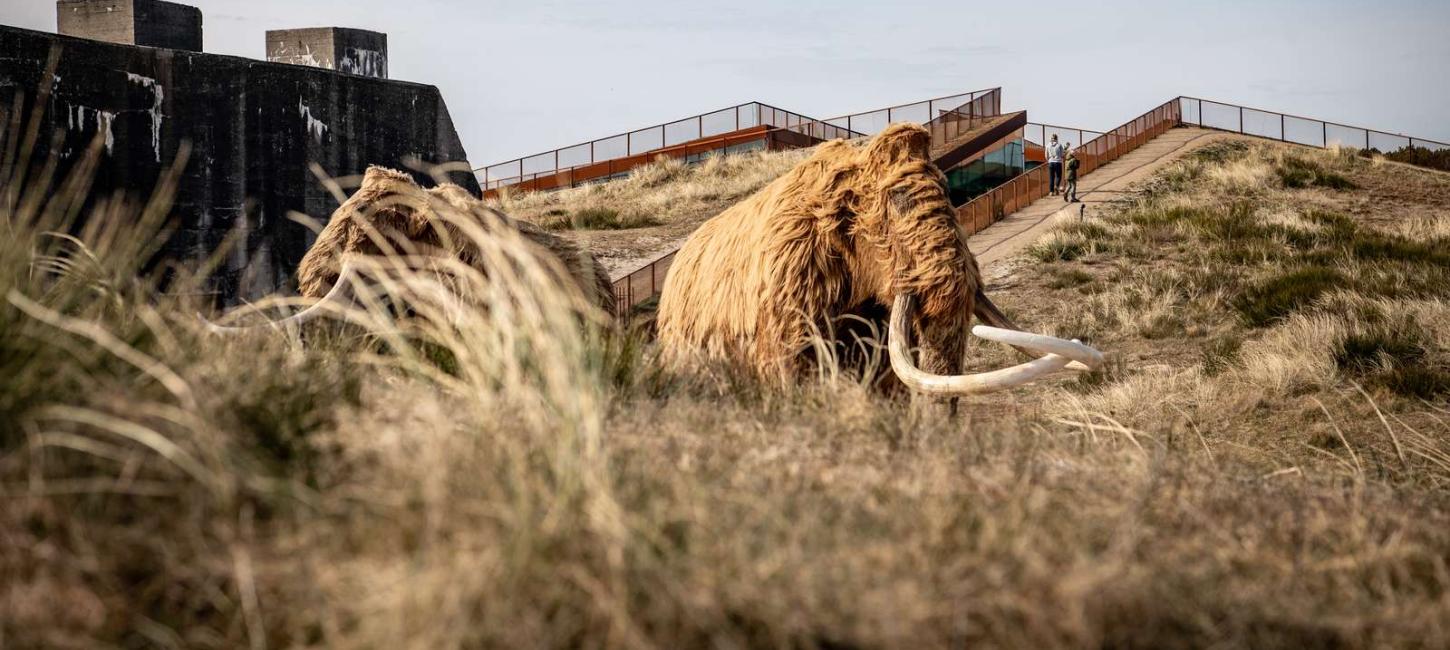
[887, 294, 1104, 396]
[971, 325, 1104, 372]
[199, 262, 357, 334]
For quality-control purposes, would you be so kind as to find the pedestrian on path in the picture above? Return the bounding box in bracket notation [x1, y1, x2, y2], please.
[1063, 150, 1080, 203]
[1046, 135, 1068, 195]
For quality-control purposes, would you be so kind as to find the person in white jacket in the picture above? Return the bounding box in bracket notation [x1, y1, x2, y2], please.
[1046, 135, 1069, 195]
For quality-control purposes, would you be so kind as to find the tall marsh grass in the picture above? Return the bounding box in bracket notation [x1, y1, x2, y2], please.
[5, 100, 1450, 649]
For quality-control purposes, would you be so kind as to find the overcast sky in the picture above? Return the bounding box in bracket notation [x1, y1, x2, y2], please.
[4, 0, 1447, 168]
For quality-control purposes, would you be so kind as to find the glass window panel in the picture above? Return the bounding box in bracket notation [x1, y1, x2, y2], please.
[850, 109, 889, 135]
[701, 108, 737, 137]
[1200, 101, 1241, 132]
[594, 134, 628, 160]
[738, 104, 760, 129]
[930, 94, 973, 120]
[1368, 131, 1410, 153]
[1020, 123, 1037, 148]
[1325, 124, 1368, 150]
[663, 118, 698, 147]
[558, 143, 592, 168]
[890, 101, 930, 125]
[521, 152, 555, 175]
[486, 160, 521, 181]
[1179, 98, 1200, 126]
[1242, 108, 1282, 140]
[1283, 116, 1324, 147]
[628, 127, 664, 155]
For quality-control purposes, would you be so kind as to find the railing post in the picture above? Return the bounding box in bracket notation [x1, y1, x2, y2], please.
[1239, 105, 1244, 134]
[1280, 113, 1285, 142]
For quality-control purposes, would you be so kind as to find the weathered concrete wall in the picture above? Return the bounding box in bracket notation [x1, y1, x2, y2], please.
[57, 0, 203, 52]
[267, 27, 387, 79]
[0, 24, 475, 302]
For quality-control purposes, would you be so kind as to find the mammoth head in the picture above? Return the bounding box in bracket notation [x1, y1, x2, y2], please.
[831, 124, 1104, 394]
[834, 123, 972, 322]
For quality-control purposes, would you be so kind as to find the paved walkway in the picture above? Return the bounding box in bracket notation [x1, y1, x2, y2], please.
[968, 127, 1234, 269]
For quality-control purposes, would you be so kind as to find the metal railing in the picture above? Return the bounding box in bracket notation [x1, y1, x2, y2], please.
[476, 102, 859, 191]
[612, 250, 677, 318]
[483, 127, 818, 196]
[823, 87, 1001, 136]
[1024, 122, 1105, 151]
[955, 99, 1182, 236]
[770, 88, 1004, 155]
[479, 87, 1003, 194]
[1178, 96, 1450, 152]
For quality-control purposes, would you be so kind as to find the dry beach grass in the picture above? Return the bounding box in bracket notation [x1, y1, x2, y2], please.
[490, 147, 814, 276]
[4, 123, 1450, 649]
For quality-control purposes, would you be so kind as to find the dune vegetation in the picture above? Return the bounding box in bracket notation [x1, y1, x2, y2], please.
[489, 147, 817, 275]
[4, 126, 1450, 650]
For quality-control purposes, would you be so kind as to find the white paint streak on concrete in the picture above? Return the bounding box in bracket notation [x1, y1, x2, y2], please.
[298, 99, 328, 143]
[68, 104, 116, 155]
[338, 48, 387, 78]
[127, 72, 164, 162]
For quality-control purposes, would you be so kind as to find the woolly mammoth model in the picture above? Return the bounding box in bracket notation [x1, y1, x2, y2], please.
[207, 166, 614, 330]
[656, 123, 1102, 394]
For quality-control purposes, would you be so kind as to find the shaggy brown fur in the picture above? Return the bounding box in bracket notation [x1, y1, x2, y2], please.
[297, 166, 614, 313]
[657, 123, 981, 382]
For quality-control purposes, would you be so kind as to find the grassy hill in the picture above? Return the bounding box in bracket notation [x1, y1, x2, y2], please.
[489, 147, 813, 276]
[4, 134, 1450, 648]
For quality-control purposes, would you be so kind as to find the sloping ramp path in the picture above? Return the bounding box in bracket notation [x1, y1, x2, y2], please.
[969, 127, 1237, 269]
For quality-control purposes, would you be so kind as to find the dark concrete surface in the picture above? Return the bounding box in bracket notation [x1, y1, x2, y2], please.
[0, 24, 475, 302]
[57, 0, 203, 52]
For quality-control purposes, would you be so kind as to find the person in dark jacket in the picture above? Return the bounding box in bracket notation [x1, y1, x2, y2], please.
[1063, 151, 1080, 203]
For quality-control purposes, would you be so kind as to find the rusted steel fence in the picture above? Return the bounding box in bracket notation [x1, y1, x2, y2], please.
[485, 126, 823, 196]
[476, 102, 859, 191]
[954, 99, 1181, 236]
[823, 88, 1001, 136]
[612, 250, 676, 318]
[1178, 96, 1450, 152]
[777, 88, 1003, 152]
[479, 88, 1004, 194]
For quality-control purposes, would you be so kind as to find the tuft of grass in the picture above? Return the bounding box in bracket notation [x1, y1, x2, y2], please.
[1201, 334, 1244, 376]
[1380, 365, 1450, 399]
[1275, 154, 1358, 190]
[1234, 265, 1346, 327]
[1047, 266, 1094, 289]
[1028, 236, 1088, 262]
[1332, 323, 1450, 399]
[538, 206, 662, 231]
